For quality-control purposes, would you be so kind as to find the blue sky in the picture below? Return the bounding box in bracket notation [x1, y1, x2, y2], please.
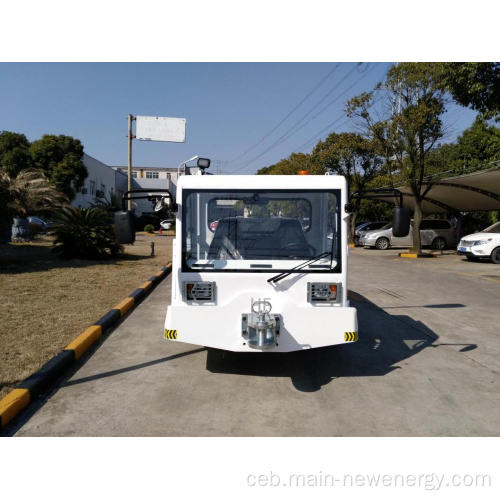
[0, 62, 477, 174]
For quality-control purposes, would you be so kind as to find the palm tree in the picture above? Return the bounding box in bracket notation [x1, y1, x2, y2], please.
[51, 206, 122, 259]
[0, 168, 68, 240]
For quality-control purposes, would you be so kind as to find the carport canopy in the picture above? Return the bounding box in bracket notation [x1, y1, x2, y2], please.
[377, 163, 500, 214]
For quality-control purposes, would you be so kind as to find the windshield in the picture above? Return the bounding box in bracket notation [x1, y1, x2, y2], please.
[182, 189, 341, 273]
[483, 222, 500, 233]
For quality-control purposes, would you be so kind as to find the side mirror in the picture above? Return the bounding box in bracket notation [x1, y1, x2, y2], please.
[393, 207, 411, 237]
[114, 210, 136, 244]
[153, 196, 170, 212]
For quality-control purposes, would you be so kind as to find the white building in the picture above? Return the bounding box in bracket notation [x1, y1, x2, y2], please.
[73, 155, 179, 216]
[112, 166, 179, 216]
[73, 154, 128, 209]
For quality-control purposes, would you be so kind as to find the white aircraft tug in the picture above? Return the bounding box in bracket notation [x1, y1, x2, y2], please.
[116, 158, 409, 353]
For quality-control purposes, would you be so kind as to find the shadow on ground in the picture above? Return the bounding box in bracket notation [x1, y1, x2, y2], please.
[206, 293, 475, 392]
[0, 242, 154, 273]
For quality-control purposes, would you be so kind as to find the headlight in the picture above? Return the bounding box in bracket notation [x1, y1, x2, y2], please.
[307, 282, 341, 303]
[473, 239, 492, 246]
[183, 281, 216, 302]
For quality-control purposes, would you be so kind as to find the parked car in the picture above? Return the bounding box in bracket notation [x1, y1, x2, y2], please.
[160, 219, 174, 230]
[457, 221, 500, 264]
[359, 219, 456, 250]
[354, 221, 389, 245]
[27, 216, 51, 235]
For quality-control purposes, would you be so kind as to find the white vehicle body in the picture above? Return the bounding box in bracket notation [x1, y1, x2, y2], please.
[457, 222, 500, 263]
[164, 174, 358, 352]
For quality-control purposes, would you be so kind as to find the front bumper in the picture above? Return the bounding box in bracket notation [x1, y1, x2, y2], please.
[165, 304, 358, 352]
[359, 237, 376, 247]
[457, 245, 492, 257]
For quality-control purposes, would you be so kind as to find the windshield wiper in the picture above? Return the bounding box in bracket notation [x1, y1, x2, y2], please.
[267, 251, 331, 284]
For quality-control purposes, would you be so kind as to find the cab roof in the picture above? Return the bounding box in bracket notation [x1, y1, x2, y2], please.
[177, 174, 347, 192]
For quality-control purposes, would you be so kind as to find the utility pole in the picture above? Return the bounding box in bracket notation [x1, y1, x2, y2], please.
[127, 114, 135, 210]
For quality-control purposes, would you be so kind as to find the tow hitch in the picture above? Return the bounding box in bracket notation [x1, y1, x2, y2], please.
[242, 299, 280, 349]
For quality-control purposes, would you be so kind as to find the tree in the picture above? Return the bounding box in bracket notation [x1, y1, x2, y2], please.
[0, 176, 12, 231]
[257, 152, 324, 175]
[1, 168, 68, 218]
[29, 134, 87, 200]
[439, 62, 500, 119]
[428, 117, 500, 172]
[312, 132, 383, 242]
[0, 131, 32, 177]
[347, 63, 446, 253]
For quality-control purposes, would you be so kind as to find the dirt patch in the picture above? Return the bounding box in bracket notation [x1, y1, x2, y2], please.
[0, 232, 173, 399]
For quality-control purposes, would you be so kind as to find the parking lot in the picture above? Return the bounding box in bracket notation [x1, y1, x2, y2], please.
[7, 246, 500, 436]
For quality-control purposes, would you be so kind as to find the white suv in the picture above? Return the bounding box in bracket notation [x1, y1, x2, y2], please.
[457, 222, 500, 264]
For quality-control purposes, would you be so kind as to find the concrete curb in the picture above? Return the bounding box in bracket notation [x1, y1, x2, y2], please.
[0, 263, 172, 429]
[399, 252, 438, 259]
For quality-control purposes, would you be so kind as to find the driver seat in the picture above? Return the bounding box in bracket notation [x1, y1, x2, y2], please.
[275, 219, 312, 258]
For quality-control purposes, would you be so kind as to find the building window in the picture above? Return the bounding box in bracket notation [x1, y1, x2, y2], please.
[89, 180, 96, 196]
[132, 171, 137, 178]
[146, 171, 159, 179]
[167, 173, 171, 180]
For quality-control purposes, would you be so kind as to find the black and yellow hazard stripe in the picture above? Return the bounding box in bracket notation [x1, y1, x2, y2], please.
[0, 263, 172, 429]
[344, 331, 358, 342]
[165, 329, 178, 340]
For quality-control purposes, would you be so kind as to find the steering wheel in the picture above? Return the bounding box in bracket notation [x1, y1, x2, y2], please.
[280, 242, 315, 258]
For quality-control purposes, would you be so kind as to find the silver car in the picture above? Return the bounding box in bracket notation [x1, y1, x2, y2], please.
[354, 221, 389, 245]
[359, 219, 456, 250]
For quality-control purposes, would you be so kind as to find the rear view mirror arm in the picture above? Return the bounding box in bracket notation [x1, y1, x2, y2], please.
[348, 188, 403, 207]
[347, 188, 410, 238]
[121, 189, 176, 211]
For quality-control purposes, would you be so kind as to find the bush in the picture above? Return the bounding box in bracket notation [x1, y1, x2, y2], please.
[135, 214, 160, 231]
[144, 224, 155, 233]
[51, 206, 122, 259]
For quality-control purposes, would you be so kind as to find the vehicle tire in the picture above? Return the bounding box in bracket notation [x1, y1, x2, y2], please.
[491, 247, 500, 264]
[432, 237, 447, 250]
[466, 255, 478, 262]
[375, 237, 390, 250]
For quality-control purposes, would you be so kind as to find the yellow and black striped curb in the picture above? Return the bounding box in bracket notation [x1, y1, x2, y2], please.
[0, 263, 172, 430]
[399, 252, 438, 259]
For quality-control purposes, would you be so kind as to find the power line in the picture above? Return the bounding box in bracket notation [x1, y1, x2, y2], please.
[272, 63, 378, 150]
[228, 63, 341, 163]
[291, 63, 393, 157]
[229, 64, 360, 173]
[230, 63, 379, 174]
[296, 117, 349, 152]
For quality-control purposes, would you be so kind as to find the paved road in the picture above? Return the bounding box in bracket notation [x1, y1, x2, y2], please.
[11, 248, 500, 436]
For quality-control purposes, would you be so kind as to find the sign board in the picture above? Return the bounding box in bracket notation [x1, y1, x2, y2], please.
[135, 116, 186, 143]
